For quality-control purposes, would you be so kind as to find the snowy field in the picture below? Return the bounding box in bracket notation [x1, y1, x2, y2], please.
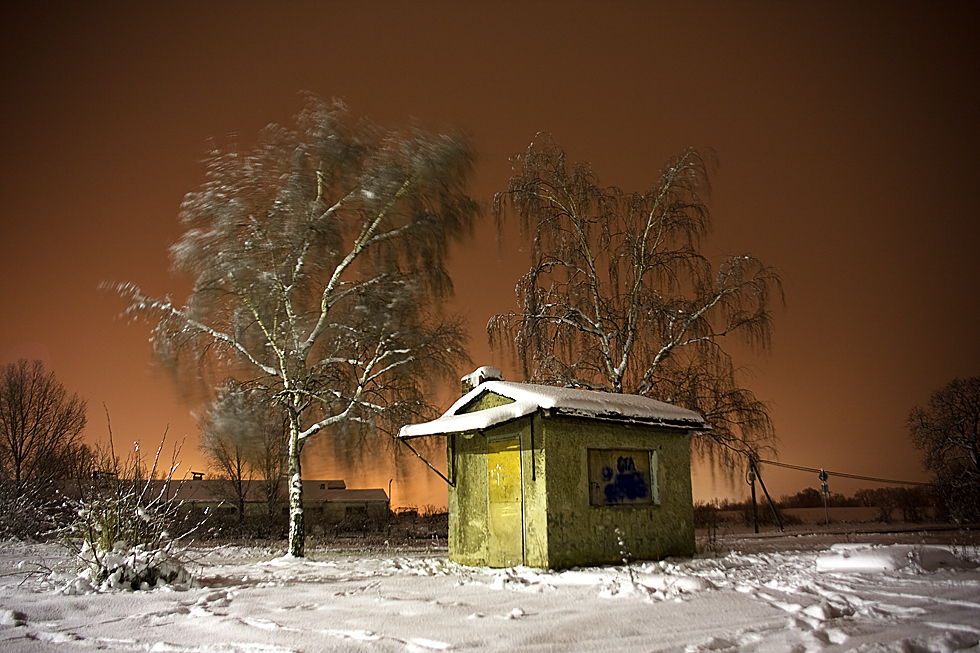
[1, 529, 979, 653]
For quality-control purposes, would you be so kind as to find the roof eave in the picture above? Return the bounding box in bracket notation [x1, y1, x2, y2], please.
[547, 407, 706, 430]
[397, 406, 707, 439]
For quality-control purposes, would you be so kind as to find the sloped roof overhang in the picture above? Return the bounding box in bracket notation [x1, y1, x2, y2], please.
[398, 381, 706, 439]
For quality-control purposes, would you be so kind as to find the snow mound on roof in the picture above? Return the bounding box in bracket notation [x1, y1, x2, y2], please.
[461, 366, 503, 389]
[399, 380, 704, 438]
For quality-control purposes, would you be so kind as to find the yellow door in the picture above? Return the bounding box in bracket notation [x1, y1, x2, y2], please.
[487, 438, 523, 567]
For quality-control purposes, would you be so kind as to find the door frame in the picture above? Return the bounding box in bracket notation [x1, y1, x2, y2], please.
[486, 432, 525, 566]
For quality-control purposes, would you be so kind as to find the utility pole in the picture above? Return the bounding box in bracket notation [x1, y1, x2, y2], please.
[819, 469, 830, 528]
[746, 466, 759, 534]
[750, 457, 783, 532]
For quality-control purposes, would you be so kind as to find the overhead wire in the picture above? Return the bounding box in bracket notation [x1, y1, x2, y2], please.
[756, 458, 930, 486]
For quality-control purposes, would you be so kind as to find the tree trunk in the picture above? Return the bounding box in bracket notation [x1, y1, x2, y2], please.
[287, 415, 304, 557]
[237, 486, 246, 523]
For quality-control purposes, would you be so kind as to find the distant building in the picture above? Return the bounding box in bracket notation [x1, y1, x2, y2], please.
[399, 367, 704, 569]
[156, 479, 389, 524]
[63, 477, 389, 526]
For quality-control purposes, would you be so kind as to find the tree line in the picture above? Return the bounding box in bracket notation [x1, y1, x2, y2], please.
[696, 485, 937, 528]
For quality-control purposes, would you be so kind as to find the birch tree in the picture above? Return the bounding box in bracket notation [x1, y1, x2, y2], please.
[490, 135, 782, 466]
[114, 97, 476, 556]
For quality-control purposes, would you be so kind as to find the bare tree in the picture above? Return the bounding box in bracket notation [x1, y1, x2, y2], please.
[198, 380, 288, 521]
[113, 97, 476, 556]
[490, 135, 782, 467]
[198, 385, 254, 521]
[199, 431, 252, 520]
[0, 359, 88, 493]
[252, 410, 288, 521]
[909, 376, 980, 522]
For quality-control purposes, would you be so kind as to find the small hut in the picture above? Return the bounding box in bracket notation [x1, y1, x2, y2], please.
[398, 367, 705, 569]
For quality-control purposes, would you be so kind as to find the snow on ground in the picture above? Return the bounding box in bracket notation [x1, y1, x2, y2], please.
[1, 529, 979, 653]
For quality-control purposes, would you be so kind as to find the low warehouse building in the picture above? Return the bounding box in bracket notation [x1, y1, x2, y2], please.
[92, 478, 390, 525]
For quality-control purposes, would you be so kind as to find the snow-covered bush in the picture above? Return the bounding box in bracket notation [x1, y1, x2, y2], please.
[0, 481, 58, 541]
[66, 540, 190, 593]
[61, 431, 198, 592]
[66, 486, 192, 591]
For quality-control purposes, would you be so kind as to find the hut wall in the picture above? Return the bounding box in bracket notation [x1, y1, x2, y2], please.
[541, 416, 695, 569]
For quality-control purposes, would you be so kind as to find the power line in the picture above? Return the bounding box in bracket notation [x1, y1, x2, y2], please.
[756, 458, 930, 487]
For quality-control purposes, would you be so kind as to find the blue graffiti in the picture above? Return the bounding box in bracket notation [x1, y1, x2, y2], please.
[602, 456, 648, 504]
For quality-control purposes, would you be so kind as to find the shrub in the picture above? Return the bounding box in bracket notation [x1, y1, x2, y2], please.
[0, 481, 58, 540]
[61, 428, 198, 592]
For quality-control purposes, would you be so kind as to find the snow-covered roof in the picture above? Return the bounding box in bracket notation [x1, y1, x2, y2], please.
[398, 380, 705, 438]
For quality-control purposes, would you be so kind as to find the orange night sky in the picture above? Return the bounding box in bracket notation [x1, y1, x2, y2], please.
[2, 3, 979, 508]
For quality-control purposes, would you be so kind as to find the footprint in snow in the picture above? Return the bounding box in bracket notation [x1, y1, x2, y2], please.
[324, 629, 380, 641]
[240, 617, 281, 630]
[0, 610, 26, 628]
[197, 590, 232, 607]
[406, 637, 451, 651]
[685, 635, 736, 651]
[506, 607, 529, 619]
